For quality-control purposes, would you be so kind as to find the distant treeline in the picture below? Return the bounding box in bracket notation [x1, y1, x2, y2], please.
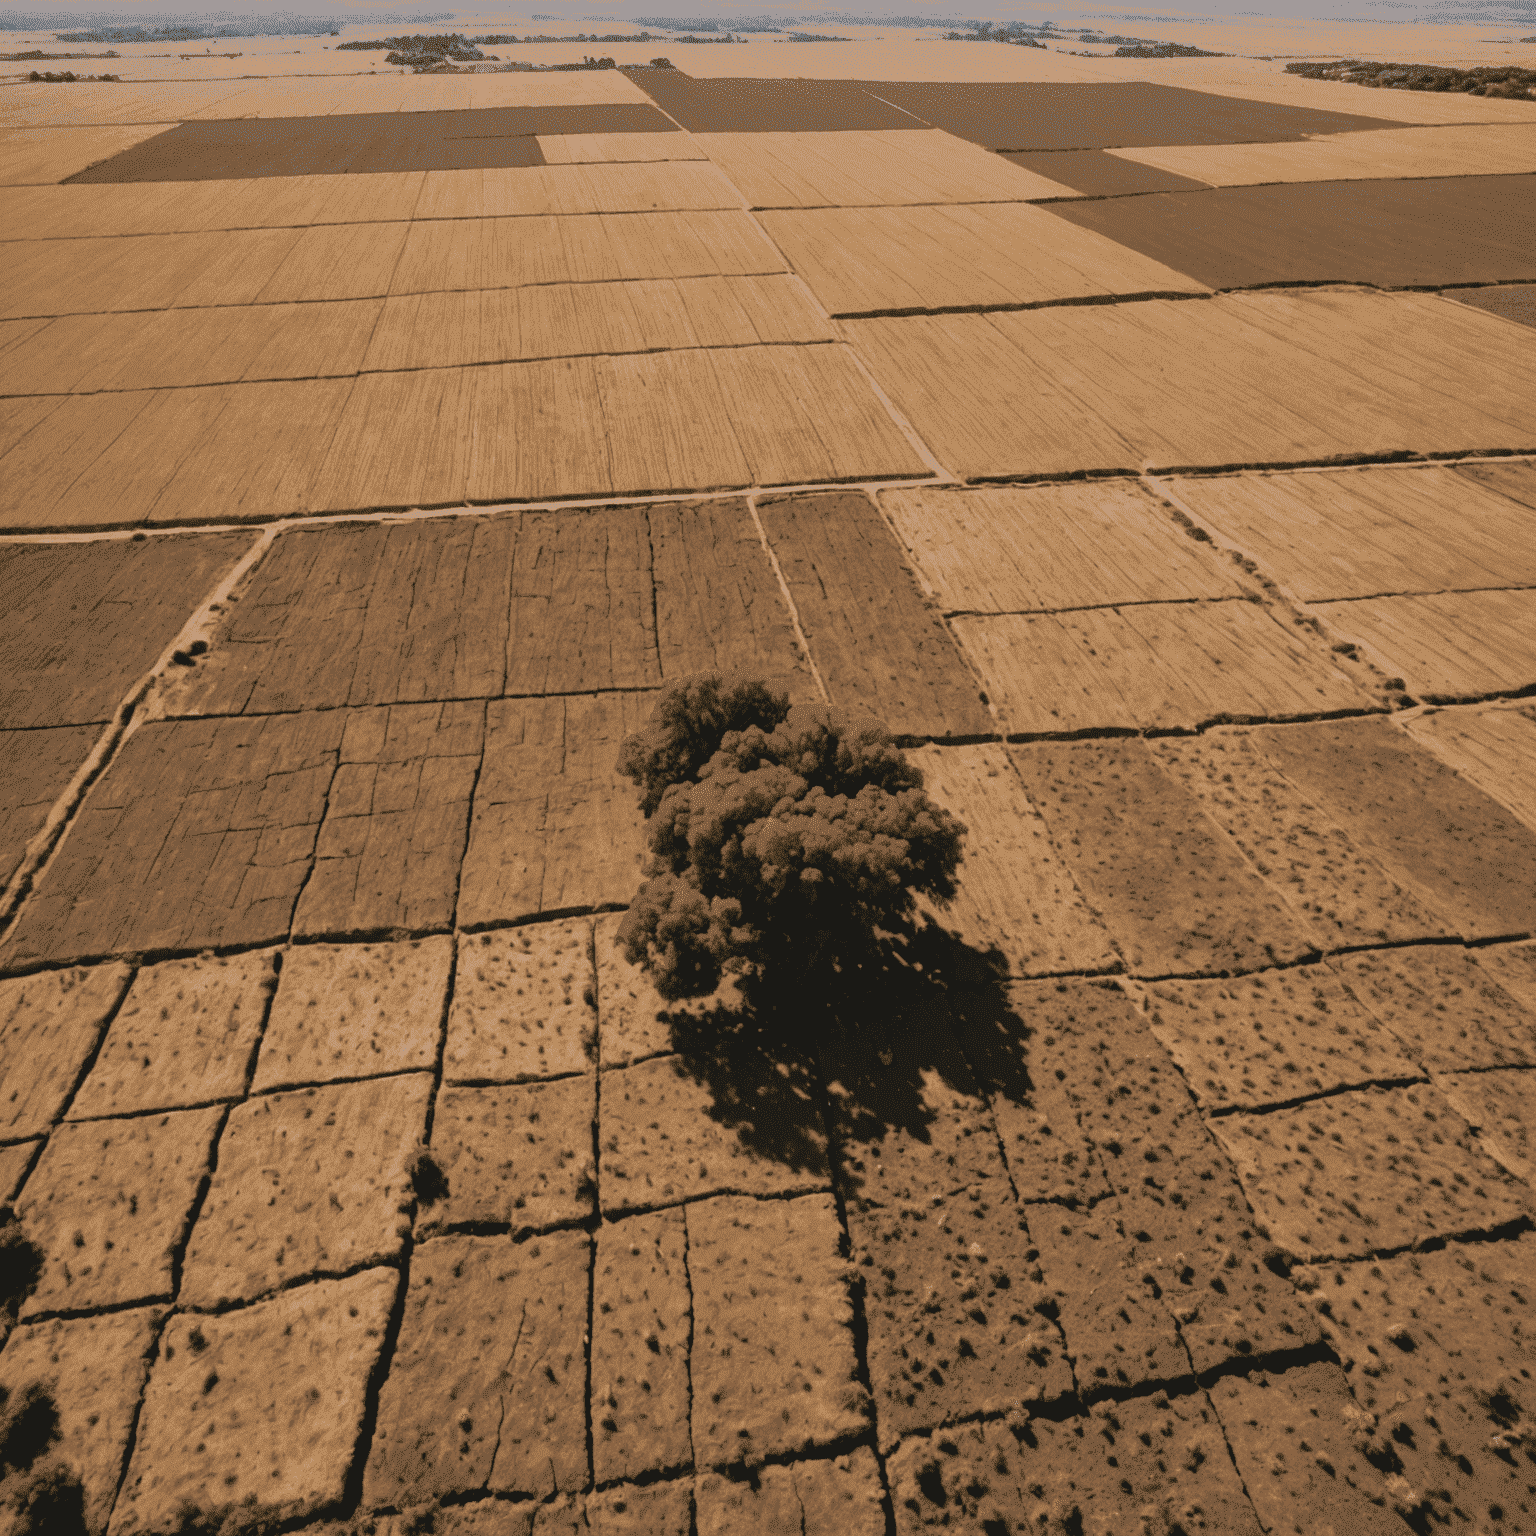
[338, 33, 476, 52]
[634, 15, 789, 30]
[55, 25, 239, 39]
[628, 12, 1192, 33]
[40, 12, 450, 43]
[945, 21, 1046, 45]
[1114, 41, 1223, 56]
[947, 24, 1223, 54]
[338, 33, 634, 72]
[338, 30, 661, 51]
[480, 32, 661, 42]
[1, 46, 118, 57]
[633, 12, 983, 27]
[1287, 58, 1536, 98]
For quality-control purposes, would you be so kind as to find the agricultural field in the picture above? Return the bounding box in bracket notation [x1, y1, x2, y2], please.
[1, 37, 1535, 1536]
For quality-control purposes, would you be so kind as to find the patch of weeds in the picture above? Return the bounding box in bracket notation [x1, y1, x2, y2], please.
[404, 1146, 449, 1208]
[615, 675, 965, 1002]
[1476, 1383, 1525, 1433]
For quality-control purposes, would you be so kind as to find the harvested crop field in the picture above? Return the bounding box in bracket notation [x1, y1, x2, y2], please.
[1, 38, 1535, 1536]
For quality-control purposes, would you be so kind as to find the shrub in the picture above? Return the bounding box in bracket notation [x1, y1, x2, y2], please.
[615, 676, 965, 1001]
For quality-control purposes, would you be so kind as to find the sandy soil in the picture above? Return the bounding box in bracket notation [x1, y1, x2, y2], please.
[1, 33, 1534, 1536]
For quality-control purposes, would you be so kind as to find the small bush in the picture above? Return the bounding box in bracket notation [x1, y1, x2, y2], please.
[404, 1145, 449, 1207]
[615, 676, 965, 1001]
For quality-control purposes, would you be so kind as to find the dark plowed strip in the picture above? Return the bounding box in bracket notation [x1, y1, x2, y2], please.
[2, 712, 343, 967]
[456, 691, 648, 930]
[1, 701, 487, 965]
[0, 724, 98, 889]
[755, 488, 992, 740]
[1009, 737, 1317, 978]
[1253, 716, 1536, 942]
[1454, 456, 1536, 509]
[292, 701, 484, 941]
[1043, 175, 1536, 291]
[850, 80, 1403, 151]
[66, 104, 676, 182]
[1000, 147, 1212, 196]
[180, 500, 805, 716]
[1447, 282, 1536, 331]
[621, 70, 921, 132]
[183, 518, 513, 715]
[0, 533, 251, 729]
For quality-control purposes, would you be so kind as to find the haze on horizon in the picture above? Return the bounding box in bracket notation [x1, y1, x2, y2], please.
[4, 0, 1535, 27]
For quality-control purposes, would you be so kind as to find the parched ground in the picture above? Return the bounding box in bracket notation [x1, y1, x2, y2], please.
[1, 49, 1536, 1536]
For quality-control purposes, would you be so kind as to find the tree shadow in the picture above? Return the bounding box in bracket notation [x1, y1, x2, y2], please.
[656, 912, 1035, 1199]
[0, 1215, 44, 1324]
[0, 1372, 88, 1536]
[662, 996, 833, 1180]
[0, 1382, 59, 1476]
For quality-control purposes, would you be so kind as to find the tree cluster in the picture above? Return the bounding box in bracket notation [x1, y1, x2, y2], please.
[476, 32, 658, 42]
[615, 677, 965, 1001]
[344, 32, 482, 57]
[1114, 42, 1223, 57]
[1286, 59, 1536, 97]
[945, 22, 1046, 46]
